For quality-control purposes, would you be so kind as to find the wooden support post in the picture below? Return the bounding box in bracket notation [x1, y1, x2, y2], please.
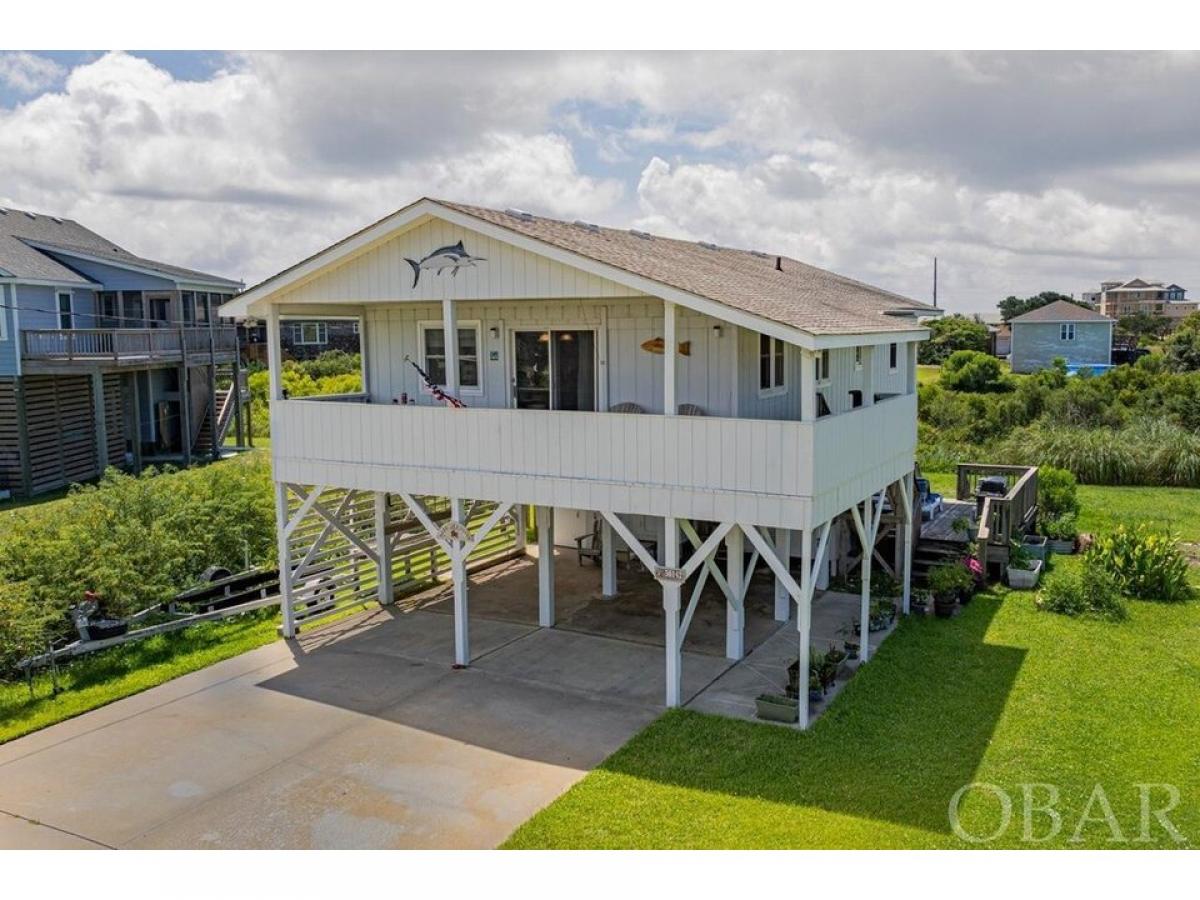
[442, 298, 459, 396]
[265, 307, 283, 401]
[800, 349, 817, 423]
[375, 492, 393, 606]
[663, 516, 682, 707]
[773, 526, 791, 621]
[601, 516, 617, 598]
[275, 482, 296, 638]
[90, 371, 108, 476]
[898, 473, 915, 614]
[178, 364, 192, 466]
[860, 495, 873, 663]
[537, 505, 555, 627]
[798, 527, 813, 728]
[451, 498, 469, 665]
[663, 299, 677, 415]
[130, 372, 143, 474]
[725, 525, 745, 660]
[207, 362, 219, 460]
[232, 334, 245, 447]
[907, 341, 918, 394]
[14, 377, 33, 498]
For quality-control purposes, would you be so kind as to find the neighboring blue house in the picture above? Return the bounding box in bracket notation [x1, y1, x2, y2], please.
[1009, 299, 1115, 374]
[0, 207, 245, 497]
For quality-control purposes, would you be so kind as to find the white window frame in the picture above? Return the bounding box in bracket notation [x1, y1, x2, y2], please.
[1060, 323, 1076, 341]
[758, 333, 787, 397]
[57, 290, 74, 329]
[419, 319, 484, 395]
[293, 321, 329, 345]
[854, 346, 863, 369]
[816, 348, 832, 385]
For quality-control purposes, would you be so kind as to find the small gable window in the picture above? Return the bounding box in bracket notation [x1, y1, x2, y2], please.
[889, 342, 899, 370]
[1060, 323, 1076, 341]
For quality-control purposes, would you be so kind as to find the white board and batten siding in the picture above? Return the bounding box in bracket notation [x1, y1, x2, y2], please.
[271, 393, 916, 530]
[277, 217, 646, 306]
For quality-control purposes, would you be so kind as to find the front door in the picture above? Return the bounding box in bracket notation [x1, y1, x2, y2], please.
[512, 330, 596, 411]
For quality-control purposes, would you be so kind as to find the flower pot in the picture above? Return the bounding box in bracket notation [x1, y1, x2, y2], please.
[1022, 535, 1049, 560]
[808, 688, 824, 704]
[933, 594, 957, 618]
[843, 641, 859, 660]
[755, 695, 799, 723]
[1047, 538, 1076, 555]
[1006, 559, 1043, 589]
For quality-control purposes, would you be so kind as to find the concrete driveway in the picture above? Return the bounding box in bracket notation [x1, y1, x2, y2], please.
[0, 606, 731, 849]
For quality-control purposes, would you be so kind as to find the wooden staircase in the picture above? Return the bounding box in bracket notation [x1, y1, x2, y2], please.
[192, 386, 236, 457]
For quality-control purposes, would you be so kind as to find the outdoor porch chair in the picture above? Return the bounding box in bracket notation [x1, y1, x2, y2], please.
[575, 517, 602, 566]
[678, 403, 706, 416]
[609, 401, 645, 413]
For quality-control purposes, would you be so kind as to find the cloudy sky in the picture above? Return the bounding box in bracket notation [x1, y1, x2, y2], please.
[2, 49, 1199, 313]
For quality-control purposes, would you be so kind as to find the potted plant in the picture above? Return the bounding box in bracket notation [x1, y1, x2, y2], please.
[910, 588, 930, 614]
[755, 693, 799, 723]
[929, 561, 971, 617]
[868, 598, 897, 631]
[1006, 539, 1043, 589]
[808, 673, 824, 704]
[1042, 512, 1078, 555]
[1022, 533, 1049, 561]
[843, 638, 860, 660]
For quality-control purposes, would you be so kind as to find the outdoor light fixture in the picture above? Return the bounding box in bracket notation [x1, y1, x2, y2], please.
[712, 324, 723, 338]
[489, 326, 500, 339]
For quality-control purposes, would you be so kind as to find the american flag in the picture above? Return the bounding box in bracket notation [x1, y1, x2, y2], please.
[407, 358, 467, 408]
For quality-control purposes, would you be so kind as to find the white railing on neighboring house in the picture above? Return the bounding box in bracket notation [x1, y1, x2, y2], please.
[21, 327, 237, 363]
[270, 393, 918, 531]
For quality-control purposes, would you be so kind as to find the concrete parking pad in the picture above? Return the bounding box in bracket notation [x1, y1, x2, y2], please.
[0, 607, 666, 849]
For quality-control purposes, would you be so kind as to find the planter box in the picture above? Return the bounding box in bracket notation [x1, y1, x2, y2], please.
[1047, 538, 1076, 555]
[1022, 535, 1049, 560]
[755, 695, 799, 723]
[1006, 559, 1043, 589]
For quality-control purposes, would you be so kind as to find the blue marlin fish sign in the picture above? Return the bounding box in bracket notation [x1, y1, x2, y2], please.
[405, 240, 486, 288]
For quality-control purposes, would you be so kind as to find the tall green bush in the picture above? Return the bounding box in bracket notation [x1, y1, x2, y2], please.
[0, 455, 276, 656]
[1037, 466, 1079, 518]
[940, 351, 1009, 393]
[1036, 566, 1126, 621]
[1084, 525, 1193, 604]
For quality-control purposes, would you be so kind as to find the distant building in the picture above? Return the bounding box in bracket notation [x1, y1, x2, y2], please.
[1009, 300, 1114, 374]
[0, 207, 245, 498]
[1086, 279, 1197, 322]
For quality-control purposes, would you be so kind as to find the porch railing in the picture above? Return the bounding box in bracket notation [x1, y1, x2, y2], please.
[21, 327, 237, 362]
[955, 463, 1039, 570]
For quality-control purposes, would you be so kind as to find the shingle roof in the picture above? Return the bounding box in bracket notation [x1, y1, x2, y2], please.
[435, 200, 935, 335]
[0, 206, 240, 288]
[1010, 300, 1113, 324]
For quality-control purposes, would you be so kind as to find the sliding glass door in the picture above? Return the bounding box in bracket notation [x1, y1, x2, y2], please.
[512, 330, 596, 411]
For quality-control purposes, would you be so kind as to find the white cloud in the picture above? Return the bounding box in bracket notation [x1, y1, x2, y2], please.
[2, 50, 1200, 312]
[0, 52, 64, 95]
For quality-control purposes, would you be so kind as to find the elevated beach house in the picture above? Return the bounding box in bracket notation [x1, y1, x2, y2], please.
[221, 198, 936, 724]
[0, 207, 246, 497]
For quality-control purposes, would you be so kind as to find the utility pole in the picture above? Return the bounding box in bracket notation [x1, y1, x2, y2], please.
[933, 257, 939, 308]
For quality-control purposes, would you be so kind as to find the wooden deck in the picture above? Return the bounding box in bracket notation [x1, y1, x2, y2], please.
[920, 499, 976, 543]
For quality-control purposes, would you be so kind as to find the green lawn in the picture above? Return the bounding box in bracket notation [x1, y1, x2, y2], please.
[505, 485, 1200, 849]
[0, 610, 280, 745]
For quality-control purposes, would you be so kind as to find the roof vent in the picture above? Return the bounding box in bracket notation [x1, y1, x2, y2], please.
[24, 211, 36, 220]
[775, 256, 783, 272]
[573, 220, 600, 233]
[504, 207, 535, 222]
[51, 216, 63, 224]
[750, 250, 770, 259]
[0, 208, 7, 215]
[698, 241, 720, 250]
[630, 229, 654, 240]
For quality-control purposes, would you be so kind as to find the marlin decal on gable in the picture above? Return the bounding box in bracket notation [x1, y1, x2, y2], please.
[404, 241, 487, 288]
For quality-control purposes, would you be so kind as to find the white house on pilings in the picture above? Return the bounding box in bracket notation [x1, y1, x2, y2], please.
[220, 198, 937, 727]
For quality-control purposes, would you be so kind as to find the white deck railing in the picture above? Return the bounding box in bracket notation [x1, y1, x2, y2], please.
[21, 327, 238, 363]
[271, 394, 917, 529]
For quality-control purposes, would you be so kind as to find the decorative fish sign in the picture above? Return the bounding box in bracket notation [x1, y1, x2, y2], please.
[405, 241, 486, 288]
[641, 337, 692, 356]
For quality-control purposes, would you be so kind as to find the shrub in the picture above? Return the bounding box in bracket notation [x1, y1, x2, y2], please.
[0, 455, 277, 656]
[1041, 512, 1078, 542]
[1036, 566, 1127, 621]
[928, 561, 973, 599]
[918, 316, 990, 365]
[1038, 466, 1079, 518]
[941, 350, 1009, 393]
[1084, 525, 1194, 603]
[0, 581, 57, 674]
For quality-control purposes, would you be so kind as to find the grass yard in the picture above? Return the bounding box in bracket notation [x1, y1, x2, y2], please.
[0, 610, 280, 745]
[505, 484, 1200, 849]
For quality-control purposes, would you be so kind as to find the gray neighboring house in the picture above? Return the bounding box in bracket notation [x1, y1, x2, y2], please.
[1009, 299, 1114, 374]
[0, 207, 246, 498]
